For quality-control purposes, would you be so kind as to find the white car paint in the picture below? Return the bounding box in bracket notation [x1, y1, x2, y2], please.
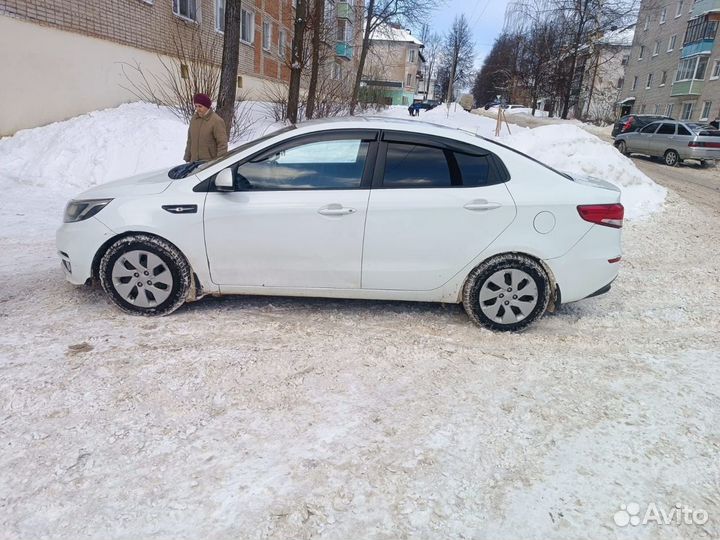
[56, 117, 623, 325]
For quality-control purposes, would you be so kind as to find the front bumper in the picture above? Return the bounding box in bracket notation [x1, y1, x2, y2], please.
[56, 218, 116, 285]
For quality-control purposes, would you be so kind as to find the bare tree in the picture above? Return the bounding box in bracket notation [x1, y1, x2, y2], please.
[216, 0, 242, 134]
[287, 0, 308, 123]
[420, 30, 441, 98]
[441, 14, 474, 107]
[349, 0, 435, 114]
[305, 0, 325, 119]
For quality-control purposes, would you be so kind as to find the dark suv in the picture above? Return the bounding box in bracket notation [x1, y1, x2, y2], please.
[612, 114, 674, 137]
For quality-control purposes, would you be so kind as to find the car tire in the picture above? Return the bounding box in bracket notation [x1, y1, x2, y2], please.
[615, 140, 627, 155]
[664, 149, 680, 167]
[99, 234, 191, 316]
[699, 160, 708, 168]
[462, 254, 551, 332]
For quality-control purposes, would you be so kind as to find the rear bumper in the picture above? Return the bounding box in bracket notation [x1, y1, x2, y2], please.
[682, 147, 720, 160]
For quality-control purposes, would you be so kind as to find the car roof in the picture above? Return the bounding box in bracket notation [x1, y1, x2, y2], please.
[291, 116, 482, 141]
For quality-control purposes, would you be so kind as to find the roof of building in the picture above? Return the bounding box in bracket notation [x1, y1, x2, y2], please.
[369, 24, 424, 46]
[597, 24, 635, 47]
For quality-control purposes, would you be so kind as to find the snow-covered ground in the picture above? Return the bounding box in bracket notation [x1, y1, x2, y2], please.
[1, 103, 718, 540]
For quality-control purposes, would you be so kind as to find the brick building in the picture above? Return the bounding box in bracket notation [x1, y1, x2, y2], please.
[0, 0, 362, 135]
[617, 0, 720, 122]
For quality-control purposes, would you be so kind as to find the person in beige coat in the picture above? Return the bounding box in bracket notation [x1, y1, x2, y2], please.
[184, 93, 228, 162]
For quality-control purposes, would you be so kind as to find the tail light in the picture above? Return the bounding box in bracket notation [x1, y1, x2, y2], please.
[622, 118, 634, 132]
[689, 141, 720, 148]
[577, 204, 624, 228]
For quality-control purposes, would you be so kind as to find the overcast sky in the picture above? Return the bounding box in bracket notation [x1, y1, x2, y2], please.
[426, 0, 511, 70]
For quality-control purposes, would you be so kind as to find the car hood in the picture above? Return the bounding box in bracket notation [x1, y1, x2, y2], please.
[72, 168, 174, 200]
[562, 171, 621, 193]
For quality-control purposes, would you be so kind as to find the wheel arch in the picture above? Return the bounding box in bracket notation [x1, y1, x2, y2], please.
[91, 231, 204, 301]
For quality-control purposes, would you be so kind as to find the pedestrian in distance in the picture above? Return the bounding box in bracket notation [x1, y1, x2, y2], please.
[184, 93, 228, 162]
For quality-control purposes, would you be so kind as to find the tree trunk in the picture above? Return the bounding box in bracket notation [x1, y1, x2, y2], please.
[305, 0, 324, 119]
[216, 0, 242, 135]
[287, 0, 307, 123]
[445, 49, 457, 111]
[350, 0, 375, 116]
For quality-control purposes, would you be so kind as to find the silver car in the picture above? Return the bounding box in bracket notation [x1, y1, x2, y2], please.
[613, 120, 720, 167]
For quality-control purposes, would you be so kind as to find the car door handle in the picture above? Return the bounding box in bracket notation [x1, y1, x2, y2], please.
[318, 204, 357, 216]
[464, 200, 501, 211]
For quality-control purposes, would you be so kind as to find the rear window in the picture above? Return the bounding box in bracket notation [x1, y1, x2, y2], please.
[678, 125, 692, 136]
[453, 152, 491, 186]
[687, 123, 720, 136]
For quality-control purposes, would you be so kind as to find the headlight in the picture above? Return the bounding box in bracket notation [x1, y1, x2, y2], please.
[63, 199, 113, 223]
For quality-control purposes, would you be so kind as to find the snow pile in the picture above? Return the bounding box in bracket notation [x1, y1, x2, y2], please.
[503, 124, 666, 220]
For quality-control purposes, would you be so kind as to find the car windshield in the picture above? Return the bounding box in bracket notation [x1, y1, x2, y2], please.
[176, 125, 297, 178]
[687, 123, 720, 136]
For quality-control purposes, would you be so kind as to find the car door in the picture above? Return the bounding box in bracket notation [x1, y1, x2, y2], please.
[361, 132, 516, 291]
[675, 123, 694, 156]
[631, 122, 660, 153]
[203, 130, 378, 289]
[647, 122, 677, 156]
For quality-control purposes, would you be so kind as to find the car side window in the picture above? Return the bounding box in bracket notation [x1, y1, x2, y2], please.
[453, 152, 492, 186]
[677, 125, 691, 136]
[382, 143, 452, 188]
[236, 138, 369, 190]
[656, 123, 676, 135]
[640, 123, 659, 134]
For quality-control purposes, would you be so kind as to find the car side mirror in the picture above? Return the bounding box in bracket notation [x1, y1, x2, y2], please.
[215, 168, 234, 191]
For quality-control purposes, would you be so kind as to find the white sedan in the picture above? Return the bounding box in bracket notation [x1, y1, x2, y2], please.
[56, 118, 623, 331]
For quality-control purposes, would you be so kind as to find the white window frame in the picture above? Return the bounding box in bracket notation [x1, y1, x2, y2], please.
[632, 76, 638, 90]
[681, 101, 693, 120]
[712, 59, 720, 79]
[701, 100, 712, 120]
[660, 7, 667, 24]
[263, 20, 272, 51]
[646, 72, 653, 89]
[668, 34, 676, 52]
[653, 41, 660, 56]
[660, 70, 667, 86]
[639, 45, 645, 60]
[676, 0, 683, 18]
[666, 103, 674, 117]
[644, 14, 649, 30]
[241, 8, 255, 44]
[409, 49, 415, 63]
[173, 0, 198, 22]
[654, 103, 661, 114]
[279, 29, 287, 59]
[215, 0, 224, 32]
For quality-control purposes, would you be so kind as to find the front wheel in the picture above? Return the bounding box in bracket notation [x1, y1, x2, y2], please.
[615, 140, 627, 155]
[99, 234, 191, 316]
[462, 254, 551, 332]
[664, 149, 680, 167]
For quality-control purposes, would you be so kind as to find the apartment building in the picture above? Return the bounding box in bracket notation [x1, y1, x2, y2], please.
[0, 0, 362, 135]
[618, 0, 720, 122]
[362, 24, 425, 105]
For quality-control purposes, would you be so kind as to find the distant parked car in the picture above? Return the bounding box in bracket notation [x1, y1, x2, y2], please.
[611, 114, 674, 137]
[416, 101, 437, 111]
[613, 120, 720, 166]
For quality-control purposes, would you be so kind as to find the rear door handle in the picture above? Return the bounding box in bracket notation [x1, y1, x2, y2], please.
[318, 204, 357, 216]
[464, 200, 501, 211]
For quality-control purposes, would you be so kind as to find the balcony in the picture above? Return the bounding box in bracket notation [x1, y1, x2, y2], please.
[336, 42, 353, 60]
[671, 80, 705, 96]
[692, 0, 720, 17]
[682, 39, 715, 57]
[336, 1, 352, 20]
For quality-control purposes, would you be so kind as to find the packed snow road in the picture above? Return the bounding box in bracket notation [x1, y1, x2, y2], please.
[1, 104, 719, 539]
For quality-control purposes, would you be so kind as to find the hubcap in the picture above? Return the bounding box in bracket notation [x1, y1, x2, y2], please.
[666, 152, 677, 165]
[478, 269, 539, 325]
[111, 250, 173, 308]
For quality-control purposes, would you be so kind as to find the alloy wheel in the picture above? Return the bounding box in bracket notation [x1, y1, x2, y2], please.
[478, 268, 539, 324]
[110, 249, 174, 307]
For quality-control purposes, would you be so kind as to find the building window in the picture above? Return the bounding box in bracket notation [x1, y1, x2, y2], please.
[621, 54, 629, 65]
[655, 104, 661, 114]
[406, 73, 412, 86]
[333, 63, 342, 80]
[701, 100, 712, 120]
[632, 76, 638, 90]
[667, 103, 674, 117]
[660, 70, 667, 85]
[712, 59, 720, 79]
[409, 49, 415, 63]
[676, 1, 684, 18]
[641, 104, 646, 113]
[173, 0, 198, 21]
[644, 14, 649, 30]
[646, 73, 653, 88]
[653, 41, 660, 56]
[676, 56, 708, 81]
[215, 0, 224, 31]
[668, 34, 676, 52]
[241, 9, 254, 43]
[279, 30, 287, 60]
[681, 101, 693, 119]
[263, 21, 271, 51]
[684, 17, 719, 46]
[337, 19, 352, 42]
[639, 45, 645, 60]
[660, 7, 667, 24]
[617, 77, 624, 89]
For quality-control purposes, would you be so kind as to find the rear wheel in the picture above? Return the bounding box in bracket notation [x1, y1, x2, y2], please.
[664, 149, 680, 167]
[99, 234, 191, 316]
[463, 254, 551, 332]
[615, 140, 627, 155]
